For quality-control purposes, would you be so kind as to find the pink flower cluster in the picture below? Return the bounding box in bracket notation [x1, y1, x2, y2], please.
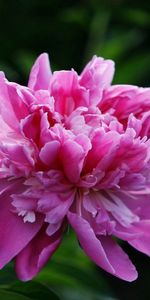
[0, 53, 150, 281]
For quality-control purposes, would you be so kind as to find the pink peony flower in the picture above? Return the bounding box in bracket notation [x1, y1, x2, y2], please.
[0, 53, 150, 282]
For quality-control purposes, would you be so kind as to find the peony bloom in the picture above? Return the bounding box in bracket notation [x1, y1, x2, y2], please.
[0, 53, 150, 282]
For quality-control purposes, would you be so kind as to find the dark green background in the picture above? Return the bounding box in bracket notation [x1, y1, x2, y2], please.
[0, 1, 150, 299]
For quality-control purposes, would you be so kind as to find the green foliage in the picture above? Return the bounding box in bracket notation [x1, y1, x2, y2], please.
[0, 0, 149, 87]
[8, 282, 60, 300]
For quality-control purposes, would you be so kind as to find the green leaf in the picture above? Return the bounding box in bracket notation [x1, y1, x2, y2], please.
[8, 281, 60, 300]
[113, 51, 150, 84]
[99, 29, 145, 61]
[0, 263, 17, 285]
[84, 10, 110, 63]
[0, 290, 31, 300]
[122, 9, 150, 27]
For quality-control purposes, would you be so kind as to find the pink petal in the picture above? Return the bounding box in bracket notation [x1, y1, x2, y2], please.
[28, 53, 52, 91]
[0, 74, 28, 131]
[100, 236, 138, 281]
[80, 56, 115, 105]
[49, 70, 89, 115]
[68, 212, 137, 281]
[60, 139, 85, 183]
[129, 220, 150, 256]
[15, 226, 63, 281]
[112, 222, 141, 241]
[67, 212, 114, 273]
[0, 180, 43, 268]
[39, 140, 60, 167]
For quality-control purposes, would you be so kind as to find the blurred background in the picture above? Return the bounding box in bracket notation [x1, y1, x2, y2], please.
[0, 0, 150, 299]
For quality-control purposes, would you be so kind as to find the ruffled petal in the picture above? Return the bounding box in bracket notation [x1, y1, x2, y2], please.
[80, 55, 115, 105]
[60, 139, 85, 183]
[28, 53, 52, 91]
[49, 70, 89, 115]
[0, 73, 29, 131]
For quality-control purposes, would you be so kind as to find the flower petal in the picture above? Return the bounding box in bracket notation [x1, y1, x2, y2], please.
[39, 140, 60, 167]
[15, 226, 63, 281]
[100, 236, 138, 281]
[0, 180, 43, 268]
[67, 212, 114, 273]
[61, 140, 85, 183]
[28, 53, 52, 91]
[49, 70, 89, 115]
[68, 212, 137, 281]
[129, 220, 150, 256]
[0, 73, 29, 131]
[80, 56, 115, 105]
